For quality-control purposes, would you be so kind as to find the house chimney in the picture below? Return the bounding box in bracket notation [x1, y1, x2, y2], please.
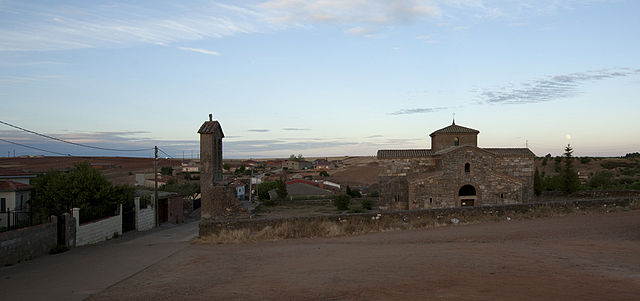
[209, 113, 213, 121]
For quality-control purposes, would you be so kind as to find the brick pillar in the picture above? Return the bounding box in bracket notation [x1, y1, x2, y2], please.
[72, 208, 80, 234]
[134, 197, 140, 231]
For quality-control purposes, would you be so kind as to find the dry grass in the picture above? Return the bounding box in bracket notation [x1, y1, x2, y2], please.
[196, 200, 640, 244]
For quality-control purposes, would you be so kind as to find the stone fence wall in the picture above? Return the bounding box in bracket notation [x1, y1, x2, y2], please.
[200, 196, 640, 237]
[0, 216, 57, 266]
[540, 190, 640, 200]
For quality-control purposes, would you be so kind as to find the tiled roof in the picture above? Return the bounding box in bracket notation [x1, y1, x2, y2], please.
[484, 148, 536, 157]
[429, 123, 479, 137]
[0, 181, 33, 192]
[378, 147, 534, 159]
[197, 121, 225, 137]
[377, 149, 433, 159]
[0, 168, 36, 178]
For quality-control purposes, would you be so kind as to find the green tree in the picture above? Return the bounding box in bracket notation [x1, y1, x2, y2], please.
[160, 166, 173, 175]
[257, 181, 278, 200]
[275, 180, 288, 200]
[588, 171, 612, 190]
[223, 163, 231, 171]
[346, 185, 362, 198]
[234, 165, 246, 176]
[332, 194, 351, 211]
[319, 170, 330, 177]
[160, 181, 200, 201]
[561, 144, 580, 195]
[289, 154, 304, 161]
[31, 162, 133, 223]
[533, 167, 543, 196]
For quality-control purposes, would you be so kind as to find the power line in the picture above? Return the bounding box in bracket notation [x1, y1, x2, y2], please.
[0, 119, 155, 152]
[0, 137, 72, 156]
[157, 147, 174, 159]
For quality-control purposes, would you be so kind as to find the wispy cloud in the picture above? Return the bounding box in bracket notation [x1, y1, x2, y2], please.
[282, 127, 311, 131]
[388, 107, 448, 115]
[415, 34, 438, 43]
[178, 47, 220, 56]
[257, 0, 441, 35]
[0, 74, 60, 84]
[248, 129, 270, 132]
[477, 68, 638, 104]
[0, 1, 600, 52]
[0, 2, 261, 51]
[365, 135, 384, 138]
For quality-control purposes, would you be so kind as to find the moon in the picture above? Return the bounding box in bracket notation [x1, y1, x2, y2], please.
[565, 134, 572, 140]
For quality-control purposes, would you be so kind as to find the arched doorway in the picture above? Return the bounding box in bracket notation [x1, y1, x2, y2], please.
[459, 184, 476, 207]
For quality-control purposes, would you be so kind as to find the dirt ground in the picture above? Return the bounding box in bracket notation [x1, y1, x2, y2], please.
[90, 210, 640, 300]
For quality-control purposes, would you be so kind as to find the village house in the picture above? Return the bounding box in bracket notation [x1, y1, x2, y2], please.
[377, 121, 535, 210]
[282, 160, 313, 170]
[0, 180, 33, 227]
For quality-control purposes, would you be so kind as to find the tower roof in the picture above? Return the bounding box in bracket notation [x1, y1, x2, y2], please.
[197, 114, 225, 137]
[429, 122, 479, 137]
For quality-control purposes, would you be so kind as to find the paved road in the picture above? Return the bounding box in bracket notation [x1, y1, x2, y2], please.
[0, 221, 198, 301]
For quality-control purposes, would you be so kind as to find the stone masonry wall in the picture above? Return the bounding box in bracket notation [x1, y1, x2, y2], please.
[380, 147, 533, 210]
[199, 197, 640, 237]
[379, 157, 439, 210]
[0, 217, 57, 266]
[494, 156, 535, 201]
[431, 133, 477, 152]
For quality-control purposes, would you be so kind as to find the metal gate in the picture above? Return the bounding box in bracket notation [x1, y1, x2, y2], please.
[56, 214, 66, 245]
[122, 208, 136, 232]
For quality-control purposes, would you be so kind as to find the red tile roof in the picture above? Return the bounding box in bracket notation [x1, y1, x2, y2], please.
[0, 181, 34, 192]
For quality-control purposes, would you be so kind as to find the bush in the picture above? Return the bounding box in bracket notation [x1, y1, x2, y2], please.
[580, 157, 591, 164]
[360, 198, 374, 210]
[588, 171, 612, 189]
[332, 194, 351, 211]
[346, 185, 362, 198]
[368, 190, 379, 198]
[319, 170, 330, 177]
[160, 166, 173, 175]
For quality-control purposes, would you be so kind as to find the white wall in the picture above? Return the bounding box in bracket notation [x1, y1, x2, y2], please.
[73, 206, 122, 247]
[137, 206, 155, 231]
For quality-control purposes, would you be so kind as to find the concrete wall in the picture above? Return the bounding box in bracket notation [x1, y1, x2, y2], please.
[73, 206, 122, 247]
[135, 197, 155, 231]
[0, 216, 57, 266]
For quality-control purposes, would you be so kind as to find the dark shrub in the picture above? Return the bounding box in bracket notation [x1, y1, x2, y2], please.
[332, 194, 351, 211]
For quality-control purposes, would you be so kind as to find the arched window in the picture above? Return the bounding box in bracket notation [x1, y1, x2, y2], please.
[464, 163, 470, 173]
[454, 137, 459, 146]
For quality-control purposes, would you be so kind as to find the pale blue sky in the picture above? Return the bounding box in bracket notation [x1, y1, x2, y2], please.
[1, 0, 639, 158]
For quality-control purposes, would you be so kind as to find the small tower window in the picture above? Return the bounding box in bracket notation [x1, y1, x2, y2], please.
[454, 137, 459, 146]
[464, 163, 470, 173]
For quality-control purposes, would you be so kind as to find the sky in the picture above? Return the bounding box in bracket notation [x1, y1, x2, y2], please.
[1, 0, 639, 159]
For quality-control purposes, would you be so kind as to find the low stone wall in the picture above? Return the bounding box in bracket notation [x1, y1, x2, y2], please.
[199, 197, 639, 238]
[0, 217, 57, 266]
[75, 211, 122, 247]
[540, 190, 640, 201]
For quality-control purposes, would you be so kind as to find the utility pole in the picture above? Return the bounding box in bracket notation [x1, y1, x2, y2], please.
[154, 146, 159, 227]
[249, 166, 253, 203]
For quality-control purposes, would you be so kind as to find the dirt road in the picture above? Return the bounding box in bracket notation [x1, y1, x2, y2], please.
[91, 211, 640, 300]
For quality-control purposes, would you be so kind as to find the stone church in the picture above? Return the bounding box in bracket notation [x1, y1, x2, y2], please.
[377, 121, 535, 210]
